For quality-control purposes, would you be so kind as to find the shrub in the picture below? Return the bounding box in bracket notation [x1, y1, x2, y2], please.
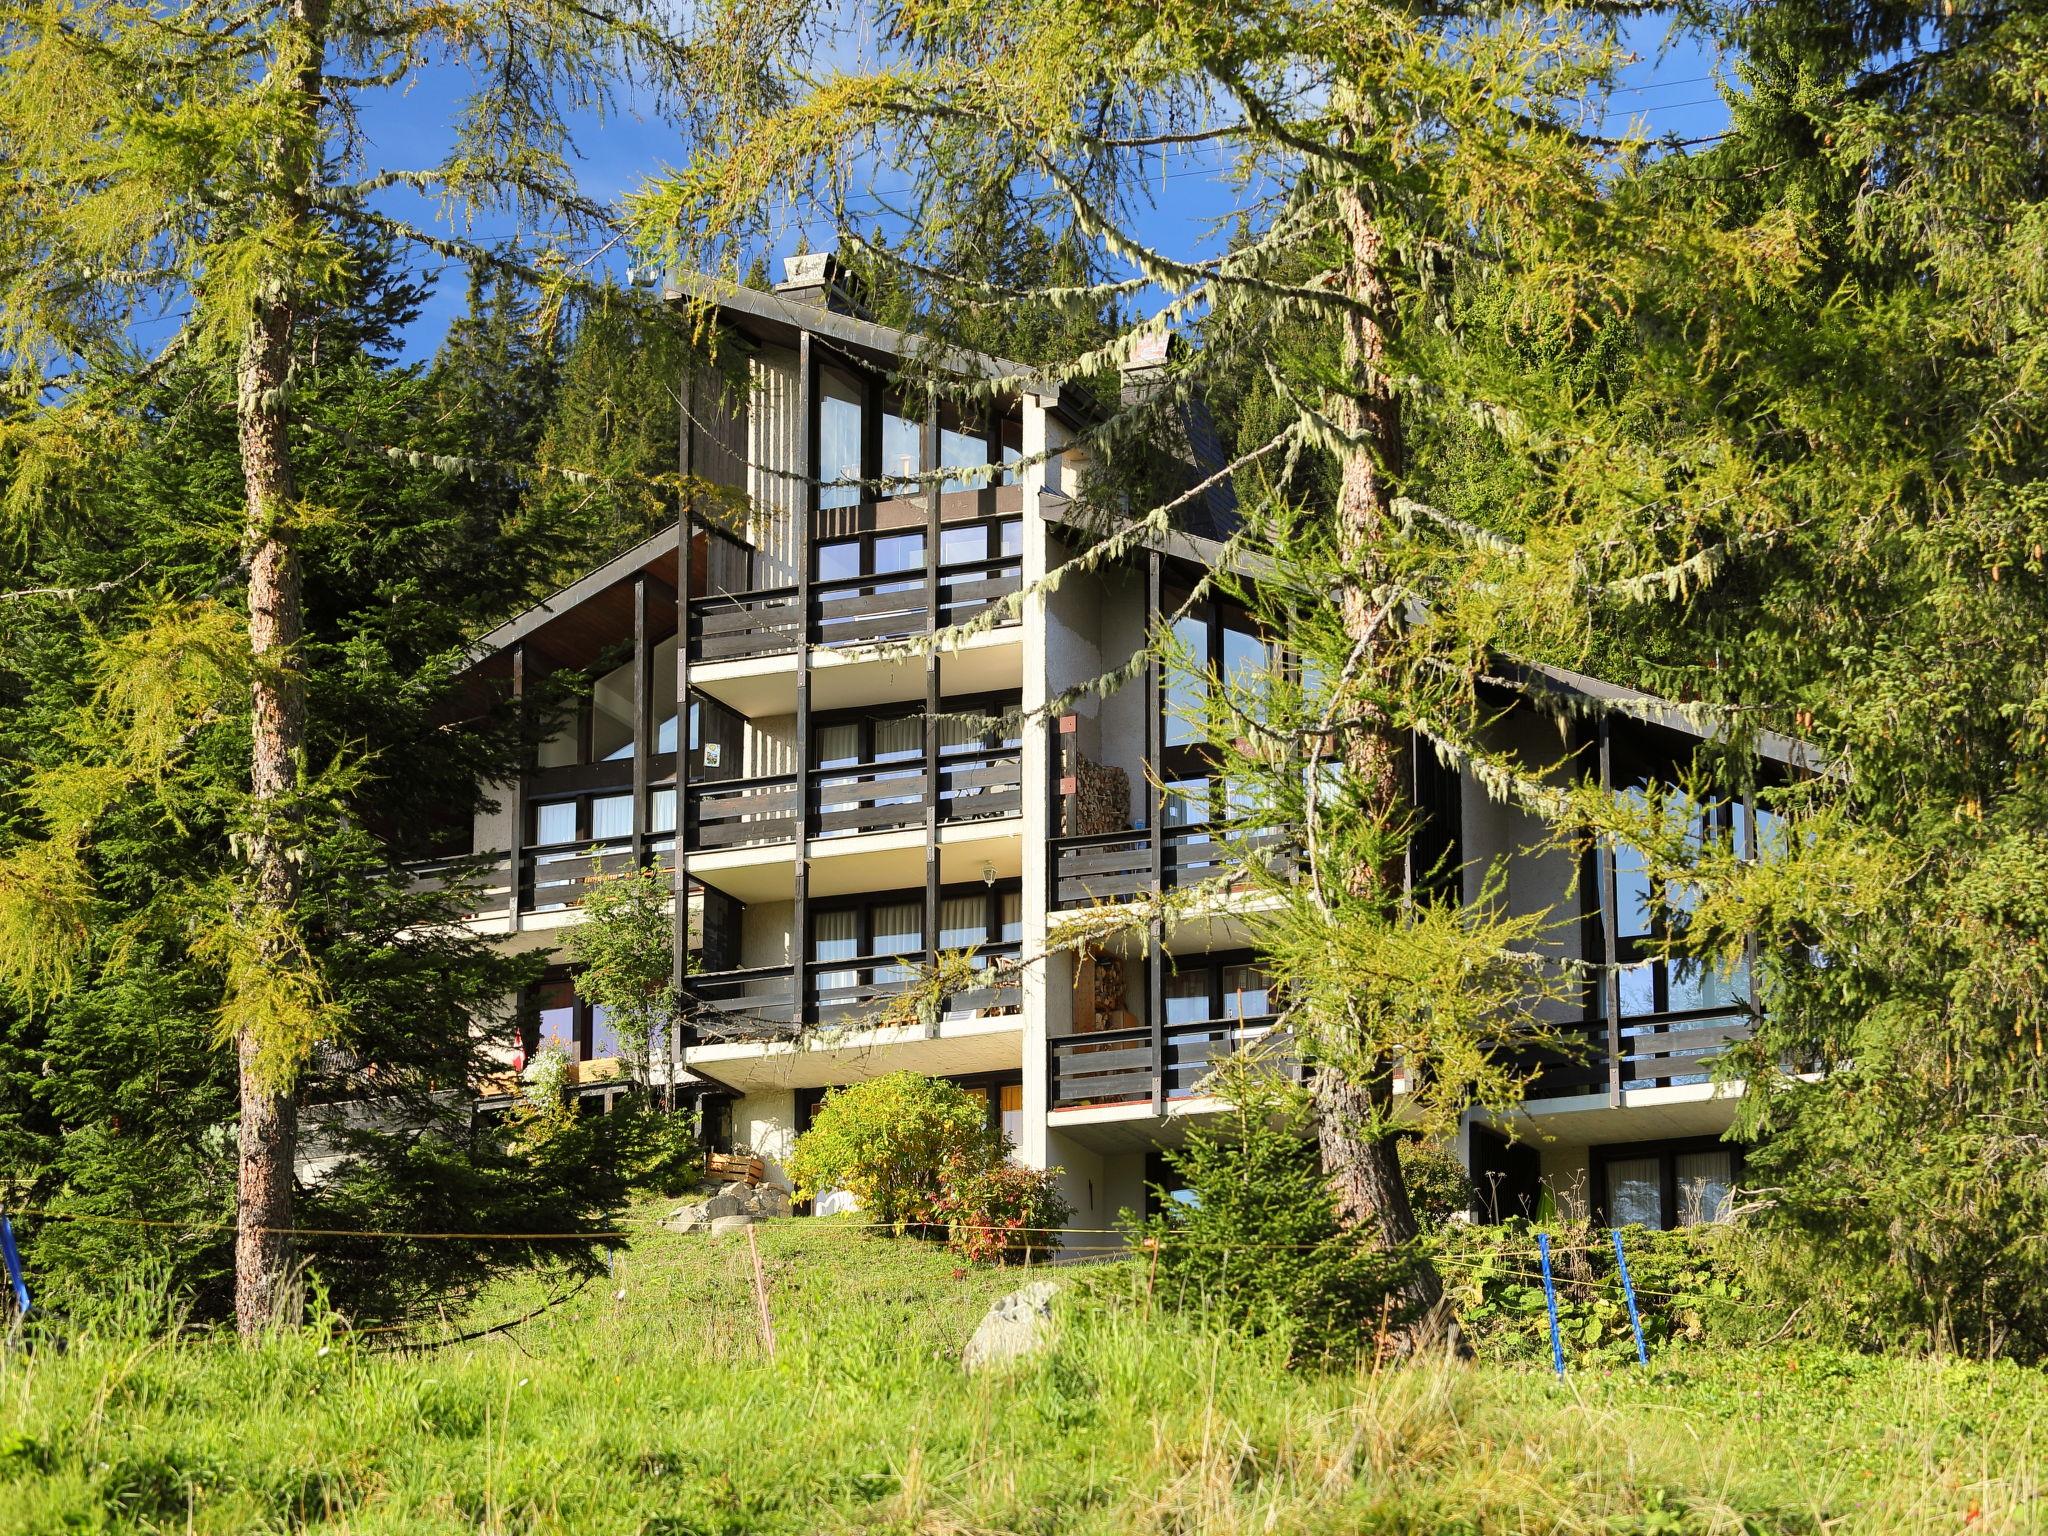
[787, 1072, 998, 1229]
[1398, 1138, 1477, 1229]
[1130, 1063, 1413, 1362]
[934, 1156, 1071, 1264]
[615, 1101, 706, 1197]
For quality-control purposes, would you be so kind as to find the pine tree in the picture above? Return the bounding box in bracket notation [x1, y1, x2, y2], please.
[0, 235, 633, 1325]
[0, 5, 703, 1335]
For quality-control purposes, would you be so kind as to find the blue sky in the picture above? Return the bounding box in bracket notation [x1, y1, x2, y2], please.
[359, 10, 1733, 358]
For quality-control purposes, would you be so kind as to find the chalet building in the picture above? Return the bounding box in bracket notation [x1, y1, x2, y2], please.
[423, 254, 1814, 1245]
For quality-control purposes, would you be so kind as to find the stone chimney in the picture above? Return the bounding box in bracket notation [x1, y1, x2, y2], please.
[774, 250, 871, 317]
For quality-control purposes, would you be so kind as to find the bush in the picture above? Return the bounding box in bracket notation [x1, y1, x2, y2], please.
[1130, 1064, 1413, 1362]
[934, 1156, 1071, 1264]
[787, 1072, 998, 1229]
[615, 1101, 705, 1197]
[1398, 1138, 1476, 1229]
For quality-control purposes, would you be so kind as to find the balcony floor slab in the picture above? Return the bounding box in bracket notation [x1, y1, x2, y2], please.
[686, 1015, 1023, 1094]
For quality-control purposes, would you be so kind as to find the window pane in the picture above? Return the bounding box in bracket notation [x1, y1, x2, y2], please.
[538, 720, 579, 769]
[819, 372, 863, 509]
[592, 656, 635, 762]
[1618, 958, 1657, 1017]
[589, 1003, 621, 1062]
[1165, 614, 1209, 748]
[873, 531, 925, 574]
[1164, 971, 1211, 1025]
[648, 789, 676, 835]
[999, 1082, 1023, 1149]
[534, 801, 578, 847]
[817, 540, 862, 582]
[1605, 1157, 1663, 1227]
[1000, 518, 1023, 558]
[1221, 964, 1271, 1020]
[590, 794, 632, 842]
[998, 891, 1021, 943]
[939, 895, 988, 951]
[872, 902, 923, 956]
[883, 408, 920, 495]
[941, 425, 987, 494]
[811, 909, 858, 963]
[1162, 778, 1209, 828]
[941, 523, 988, 566]
[535, 980, 577, 1058]
[1674, 1151, 1734, 1225]
[872, 715, 922, 761]
[815, 723, 861, 769]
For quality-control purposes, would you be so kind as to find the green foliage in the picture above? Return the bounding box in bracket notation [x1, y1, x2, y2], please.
[564, 859, 679, 1092]
[787, 1073, 999, 1230]
[1439, 1220, 1757, 1368]
[1133, 1064, 1414, 1362]
[932, 1156, 1070, 1265]
[1398, 1139, 1477, 1231]
[0, 247, 638, 1327]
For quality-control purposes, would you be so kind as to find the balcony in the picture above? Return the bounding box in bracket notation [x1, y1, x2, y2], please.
[1049, 1015, 1288, 1112]
[1049, 825, 1285, 909]
[1514, 1006, 1755, 1102]
[686, 518, 1023, 665]
[686, 745, 1021, 853]
[688, 941, 1023, 1036]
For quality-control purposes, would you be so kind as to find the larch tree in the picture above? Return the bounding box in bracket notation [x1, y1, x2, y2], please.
[0, 0, 711, 1337]
[632, 0, 1757, 1345]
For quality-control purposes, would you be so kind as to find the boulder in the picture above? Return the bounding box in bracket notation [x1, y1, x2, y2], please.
[751, 1185, 793, 1219]
[708, 1213, 757, 1237]
[962, 1281, 1061, 1373]
[664, 1203, 709, 1234]
[718, 1180, 753, 1199]
[701, 1193, 744, 1220]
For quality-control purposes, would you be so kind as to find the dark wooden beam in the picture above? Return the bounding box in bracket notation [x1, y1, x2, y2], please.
[794, 329, 816, 1025]
[1146, 548, 1166, 1115]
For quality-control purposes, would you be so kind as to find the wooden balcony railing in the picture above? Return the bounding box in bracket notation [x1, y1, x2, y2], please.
[689, 773, 800, 849]
[406, 852, 516, 923]
[1049, 1015, 1287, 1111]
[522, 834, 634, 913]
[810, 746, 1023, 841]
[686, 966, 801, 1035]
[1049, 825, 1286, 909]
[685, 518, 1023, 663]
[1512, 1006, 1754, 1102]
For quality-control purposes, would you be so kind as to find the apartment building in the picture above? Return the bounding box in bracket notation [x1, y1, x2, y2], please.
[422, 254, 1810, 1244]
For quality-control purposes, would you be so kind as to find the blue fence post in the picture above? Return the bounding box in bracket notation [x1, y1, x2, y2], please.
[1537, 1232, 1565, 1380]
[1611, 1227, 1647, 1367]
[0, 1216, 28, 1322]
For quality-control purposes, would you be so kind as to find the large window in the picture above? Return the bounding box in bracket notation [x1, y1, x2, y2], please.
[1594, 1139, 1740, 1229]
[1609, 778, 1753, 1017]
[526, 974, 623, 1064]
[1159, 953, 1274, 1027]
[818, 369, 865, 511]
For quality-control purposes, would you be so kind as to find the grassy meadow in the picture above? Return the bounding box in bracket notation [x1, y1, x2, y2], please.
[1, 1210, 2042, 1534]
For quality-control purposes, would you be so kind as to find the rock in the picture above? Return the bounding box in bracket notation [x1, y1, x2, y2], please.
[664, 1203, 709, 1234]
[718, 1180, 752, 1199]
[962, 1281, 1061, 1373]
[752, 1185, 792, 1219]
[708, 1213, 757, 1237]
[701, 1193, 744, 1220]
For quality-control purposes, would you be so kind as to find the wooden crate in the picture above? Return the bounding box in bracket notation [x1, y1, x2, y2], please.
[706, 1152, 765, 1185]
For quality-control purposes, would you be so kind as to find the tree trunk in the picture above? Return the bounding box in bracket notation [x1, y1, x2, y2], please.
[233, 0, 330, 1343]
[1314, 137, 1452, 1351]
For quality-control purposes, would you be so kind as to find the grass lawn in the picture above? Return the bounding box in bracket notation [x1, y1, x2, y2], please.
[1, 1207, 2042, 1533]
